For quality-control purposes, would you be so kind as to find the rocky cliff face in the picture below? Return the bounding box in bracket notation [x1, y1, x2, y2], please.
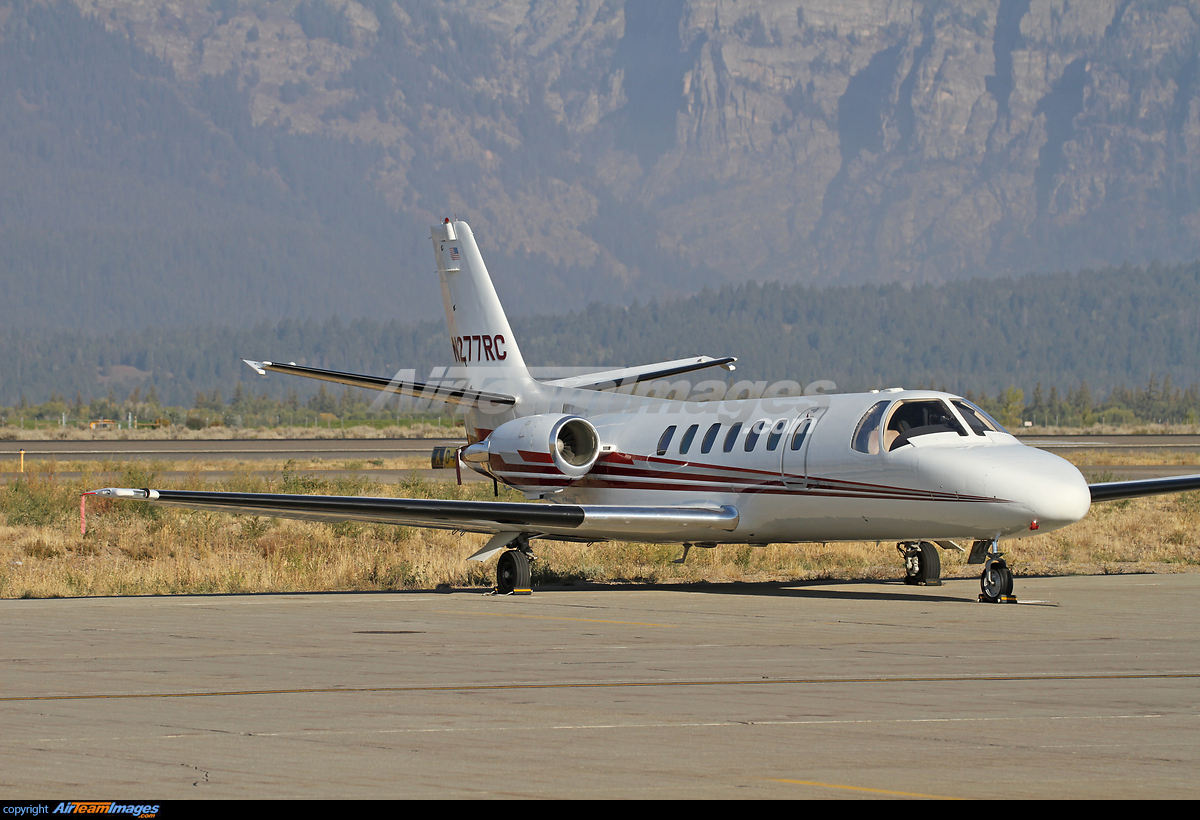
[69, 0, 1200, 292]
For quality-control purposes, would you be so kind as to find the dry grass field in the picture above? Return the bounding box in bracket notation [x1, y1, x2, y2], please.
[1, 451, 1197, 599]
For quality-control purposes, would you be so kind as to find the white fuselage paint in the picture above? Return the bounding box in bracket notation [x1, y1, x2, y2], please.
[460, 382, 1092, 545]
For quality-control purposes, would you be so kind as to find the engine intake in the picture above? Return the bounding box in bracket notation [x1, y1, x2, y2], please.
[479, 414, 601, 491]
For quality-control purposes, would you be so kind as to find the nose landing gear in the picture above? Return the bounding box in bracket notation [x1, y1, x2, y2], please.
[980, 558, 1014, 602]
[970, 539, 1017, 603]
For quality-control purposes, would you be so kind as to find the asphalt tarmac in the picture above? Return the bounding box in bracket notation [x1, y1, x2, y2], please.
[2, 574, 1198, 798]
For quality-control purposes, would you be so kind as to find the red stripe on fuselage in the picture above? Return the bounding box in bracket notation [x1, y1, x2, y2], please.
[479, 442, 1008, 503]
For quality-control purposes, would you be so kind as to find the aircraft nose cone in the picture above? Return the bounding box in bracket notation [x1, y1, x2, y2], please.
[1016, 450, 1091, 531]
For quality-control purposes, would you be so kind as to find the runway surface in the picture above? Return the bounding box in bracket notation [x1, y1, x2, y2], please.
[3, 574, 1198, 798]
[4, 436, 1199, 484]
[0, 437, 485, 484]
[1023, 434, 1200, 450]
[6, 435, 1200, 462]
[0, 437, 466, 462]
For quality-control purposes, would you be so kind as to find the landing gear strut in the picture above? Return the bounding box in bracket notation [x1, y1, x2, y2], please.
[898, 541, 942, 586]
[494, 539, 533, 595]
[970, 539, 1016, 603]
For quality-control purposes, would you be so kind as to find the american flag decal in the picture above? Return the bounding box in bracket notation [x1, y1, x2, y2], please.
[450, 247, 460, 260]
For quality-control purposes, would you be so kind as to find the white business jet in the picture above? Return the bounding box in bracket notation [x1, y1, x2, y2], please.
[90, 218, 1200, 601]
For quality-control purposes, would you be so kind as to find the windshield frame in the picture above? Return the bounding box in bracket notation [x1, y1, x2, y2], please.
[951, 398, 1009, 435]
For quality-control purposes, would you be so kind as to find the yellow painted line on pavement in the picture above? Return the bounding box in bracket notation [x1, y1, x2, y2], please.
[770, 778, 959, 799]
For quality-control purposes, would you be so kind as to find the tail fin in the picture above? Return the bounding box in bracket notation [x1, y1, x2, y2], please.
[431, 219, 529, 376]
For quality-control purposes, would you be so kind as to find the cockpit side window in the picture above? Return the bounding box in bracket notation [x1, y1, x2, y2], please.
[952, 399, 1008, 435]
[851, 401, 889, 454]
[884, 400, 968, 451]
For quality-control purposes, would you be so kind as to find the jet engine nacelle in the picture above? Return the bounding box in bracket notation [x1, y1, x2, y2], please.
[467, 414, 601, 492]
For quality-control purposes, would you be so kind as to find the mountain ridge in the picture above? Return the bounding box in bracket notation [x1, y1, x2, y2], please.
[3, 0, 1200, 332]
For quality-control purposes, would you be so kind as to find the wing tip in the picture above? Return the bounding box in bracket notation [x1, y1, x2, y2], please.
[242, 359, 269, 376]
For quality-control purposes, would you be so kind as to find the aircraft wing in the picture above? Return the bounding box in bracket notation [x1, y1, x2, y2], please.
[85, 488, 739, 542]
[241, 360, 515, 408]
[1088, 473, 1200, 502]
[538, 356, 736, 391]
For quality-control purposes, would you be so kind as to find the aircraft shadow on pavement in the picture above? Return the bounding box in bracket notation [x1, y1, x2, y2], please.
[43, 578, 975, 604]
[526, 577, 980, 604]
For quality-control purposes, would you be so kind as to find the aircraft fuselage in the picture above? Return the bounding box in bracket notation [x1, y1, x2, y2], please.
[462, 385, 1092, 545]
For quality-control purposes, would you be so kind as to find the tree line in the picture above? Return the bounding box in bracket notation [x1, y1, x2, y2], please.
[5, 371, 1197, 435]
[4, 258, 1199, 414]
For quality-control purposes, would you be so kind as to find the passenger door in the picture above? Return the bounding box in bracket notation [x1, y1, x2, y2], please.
[781, 408, 824, 489]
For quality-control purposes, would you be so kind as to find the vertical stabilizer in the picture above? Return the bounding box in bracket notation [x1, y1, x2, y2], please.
[431, 219, 529, 374]
[430, 219, 537, 442]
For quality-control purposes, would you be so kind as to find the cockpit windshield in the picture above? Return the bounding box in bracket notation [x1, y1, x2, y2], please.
[884, 399, 968, 451]
[951, 399, 1008, 435]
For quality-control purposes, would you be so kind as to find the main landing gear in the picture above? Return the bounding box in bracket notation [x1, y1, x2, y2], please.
[494, 537, 533, 595]
[898, 541, 942, 586]
[969, 539, 1016, 603]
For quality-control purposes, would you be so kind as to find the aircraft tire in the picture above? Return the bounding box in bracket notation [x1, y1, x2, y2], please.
[902, 541, 941, 586]
[980, 560, 1011, 603]
[918, 541, 941, 586]
[496, 549, 531, 594]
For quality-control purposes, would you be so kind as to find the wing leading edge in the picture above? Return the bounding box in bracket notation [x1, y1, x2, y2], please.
[1088, 473, 1200, 503]
[85, 488, 739, 542]
[538, 356, 737, 391]
[241, 360, 516, 408]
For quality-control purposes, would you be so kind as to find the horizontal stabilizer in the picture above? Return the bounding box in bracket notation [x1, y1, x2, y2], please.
[242, 360, 515, 408]
[539, 356, 736, 391]
[1088, 473, 1200, 502]
[86, 488, 739, 543]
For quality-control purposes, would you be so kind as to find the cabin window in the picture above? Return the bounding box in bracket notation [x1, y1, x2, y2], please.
[766, 419, 789, 451]
[952, 399, 1007, 435]
[883, 400, 968, 451]
[723, 422, 743, 453]
[745, 419, 768, 452]
[790, 419, 811, 451]
[656, 426, 677, 456]
[701, 423, 721, 454]
[851, 401, 889, 454]
[679, 424, 699, 454]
